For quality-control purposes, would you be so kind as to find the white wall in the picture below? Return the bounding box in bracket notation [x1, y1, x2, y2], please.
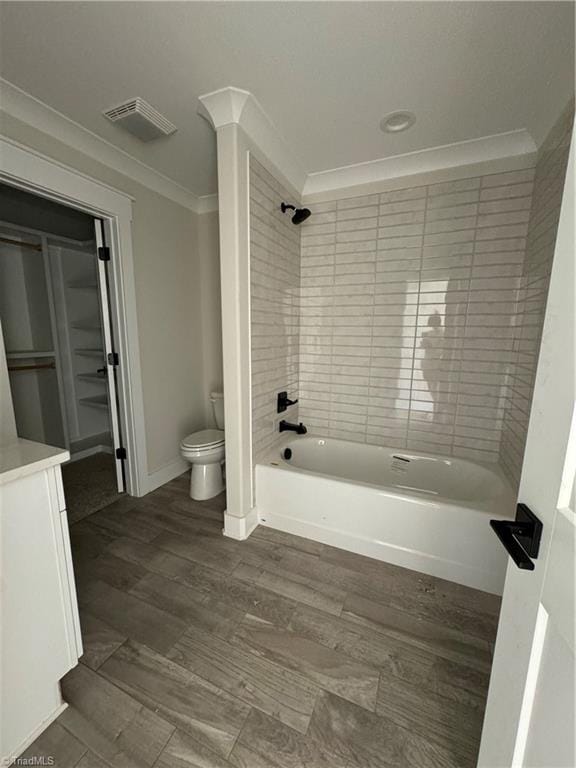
[0, 111, 221, 484]
[198, 210, 223, 425]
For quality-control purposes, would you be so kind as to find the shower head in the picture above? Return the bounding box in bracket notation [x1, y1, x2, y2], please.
[292, 207, 312, 225]
[281, 202, 312, 225]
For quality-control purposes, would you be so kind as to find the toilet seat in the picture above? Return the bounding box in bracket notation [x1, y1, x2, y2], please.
[181, 428, 225, 451]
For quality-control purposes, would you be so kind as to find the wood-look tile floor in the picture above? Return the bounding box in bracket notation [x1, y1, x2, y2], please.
[24, 473, 501, 768]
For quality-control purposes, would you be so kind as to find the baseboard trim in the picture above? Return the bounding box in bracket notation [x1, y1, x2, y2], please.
[223, 507, 259, 540]
[9, 700, 68, 762]
[68, 444, 113, 463]
[139, 458, 188, 496]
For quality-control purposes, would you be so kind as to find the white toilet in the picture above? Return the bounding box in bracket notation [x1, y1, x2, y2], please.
[180, 391, 225, 500]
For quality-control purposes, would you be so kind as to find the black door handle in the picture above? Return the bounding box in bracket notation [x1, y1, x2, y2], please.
[490, 520, 534, 569]
[490, 503, 542, 570]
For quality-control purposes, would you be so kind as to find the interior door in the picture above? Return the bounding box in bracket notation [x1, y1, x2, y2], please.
[94, 219, 125, 492]
[478, 129, 575, 766]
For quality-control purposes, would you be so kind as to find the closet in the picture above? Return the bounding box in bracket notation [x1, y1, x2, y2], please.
[0, 183, 124, 515]
[0, 224, 113, 456]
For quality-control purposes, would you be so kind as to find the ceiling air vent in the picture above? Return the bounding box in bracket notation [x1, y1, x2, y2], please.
[103, 98, 177, 141]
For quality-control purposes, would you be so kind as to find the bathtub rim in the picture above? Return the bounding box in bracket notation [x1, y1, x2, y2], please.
[262, 433, 516, 516]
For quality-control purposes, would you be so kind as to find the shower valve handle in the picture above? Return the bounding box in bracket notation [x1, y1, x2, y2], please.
[277, 391, 299, 413]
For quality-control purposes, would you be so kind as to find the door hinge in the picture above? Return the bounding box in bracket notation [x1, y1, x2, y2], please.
[116, 447, 127, 460]
[98, 246, 111, 262]
[107, 352, 119, 366]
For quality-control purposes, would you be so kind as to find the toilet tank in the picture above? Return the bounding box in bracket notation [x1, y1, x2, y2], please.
[210, 391, 224, 429]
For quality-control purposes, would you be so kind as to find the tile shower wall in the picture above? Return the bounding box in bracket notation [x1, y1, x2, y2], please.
[298, 169, 538, 464]
[250, 158, 300, 463]
[500, 104, 574, 487]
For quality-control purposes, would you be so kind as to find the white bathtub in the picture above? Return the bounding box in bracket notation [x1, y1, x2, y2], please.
[255, 436, 516, 594]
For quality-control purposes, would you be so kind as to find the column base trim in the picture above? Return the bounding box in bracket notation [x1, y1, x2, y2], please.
[223, 507, 259, 540]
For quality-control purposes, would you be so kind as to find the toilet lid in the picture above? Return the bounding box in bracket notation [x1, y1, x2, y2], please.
[181, 428, 225, 449]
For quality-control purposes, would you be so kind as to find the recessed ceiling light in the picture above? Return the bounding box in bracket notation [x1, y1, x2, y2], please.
[380, 111, 416, 133]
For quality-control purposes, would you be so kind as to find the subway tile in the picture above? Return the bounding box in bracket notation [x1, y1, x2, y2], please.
[376, 258, 421, 273]
[481, 168, 535, 188]
[473, 250, 525, 267]
[335, 262, 375, 275]
[379, 187, 426, 203]
[338, 205, 379, 220]
[302, 244, 336, 258]
[422, 242, 474, 259]
[474, 237, 527, 253]
[379, 197, 427, 214]
[471, 264, 522, 279]
[337, 217, 379, 233]
[428, 177, 481, 195]
[335, 240, 377, 255]
[427, 190, 480, 209]
[378, 235, 423, 250]
[378, 222, 425, 238]
[378, 210, 426, 227]
[475, 223, 530, 240]
[478, 196, 532, 214]
[479, 182, 534, 201]
[426, 203, 479, 221]
[425, 216, 477, 235]
[303, 222, 337, 236]
[337, 194, 380, 209]
[477, 210, 531, 228]
[420, 267, 471, 281]
[252, 132, 567, 472]
[336, 229, 378, 243]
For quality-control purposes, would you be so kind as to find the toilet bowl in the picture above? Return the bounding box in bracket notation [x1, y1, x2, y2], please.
[180, 392, 225, 500]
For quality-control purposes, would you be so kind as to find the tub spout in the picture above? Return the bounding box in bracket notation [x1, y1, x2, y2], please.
[279, 420, 307, 435]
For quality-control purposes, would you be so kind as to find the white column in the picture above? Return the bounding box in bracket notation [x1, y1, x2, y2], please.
[214, 123, 255, 536]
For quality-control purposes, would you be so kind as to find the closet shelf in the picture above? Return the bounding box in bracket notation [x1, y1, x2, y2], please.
[72, 323, 102, 331]
[79, 395, 108, 410]
[74, 348, 104, 357]
[6, 350, 55, 359]
[76, 373, 107, 382]
[67, 281, 98, 290]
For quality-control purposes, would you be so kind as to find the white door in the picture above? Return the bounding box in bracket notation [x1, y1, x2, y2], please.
[94, 219, 125, 492]
[478, 131, 575, 766]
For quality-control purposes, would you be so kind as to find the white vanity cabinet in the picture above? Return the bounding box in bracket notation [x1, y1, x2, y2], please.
[0, 439, 82, 762]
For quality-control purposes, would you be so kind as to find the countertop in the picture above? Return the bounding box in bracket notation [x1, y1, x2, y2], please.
[0, 438, 69, 486]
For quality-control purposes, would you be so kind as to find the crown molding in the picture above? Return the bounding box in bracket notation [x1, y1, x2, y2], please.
[1, 79, 540, 215]
[199, 87, 538, 203]
[197, 193, 219, 214]
[303, 153, 538, 204]
[197, 87, 251, 130]
[0, 78, 205, 213]
[303, 129, 537, 199]
[198, 86, 306, 197]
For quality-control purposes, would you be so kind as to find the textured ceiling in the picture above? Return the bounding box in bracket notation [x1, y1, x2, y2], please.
[0, 1, 573, 196]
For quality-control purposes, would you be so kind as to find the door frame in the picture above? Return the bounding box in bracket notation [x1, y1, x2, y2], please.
[0, 136, 147, 496]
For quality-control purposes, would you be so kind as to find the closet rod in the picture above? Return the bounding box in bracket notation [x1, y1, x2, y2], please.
[8, 362, 56, 372]
[0, 236, 42, 251]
